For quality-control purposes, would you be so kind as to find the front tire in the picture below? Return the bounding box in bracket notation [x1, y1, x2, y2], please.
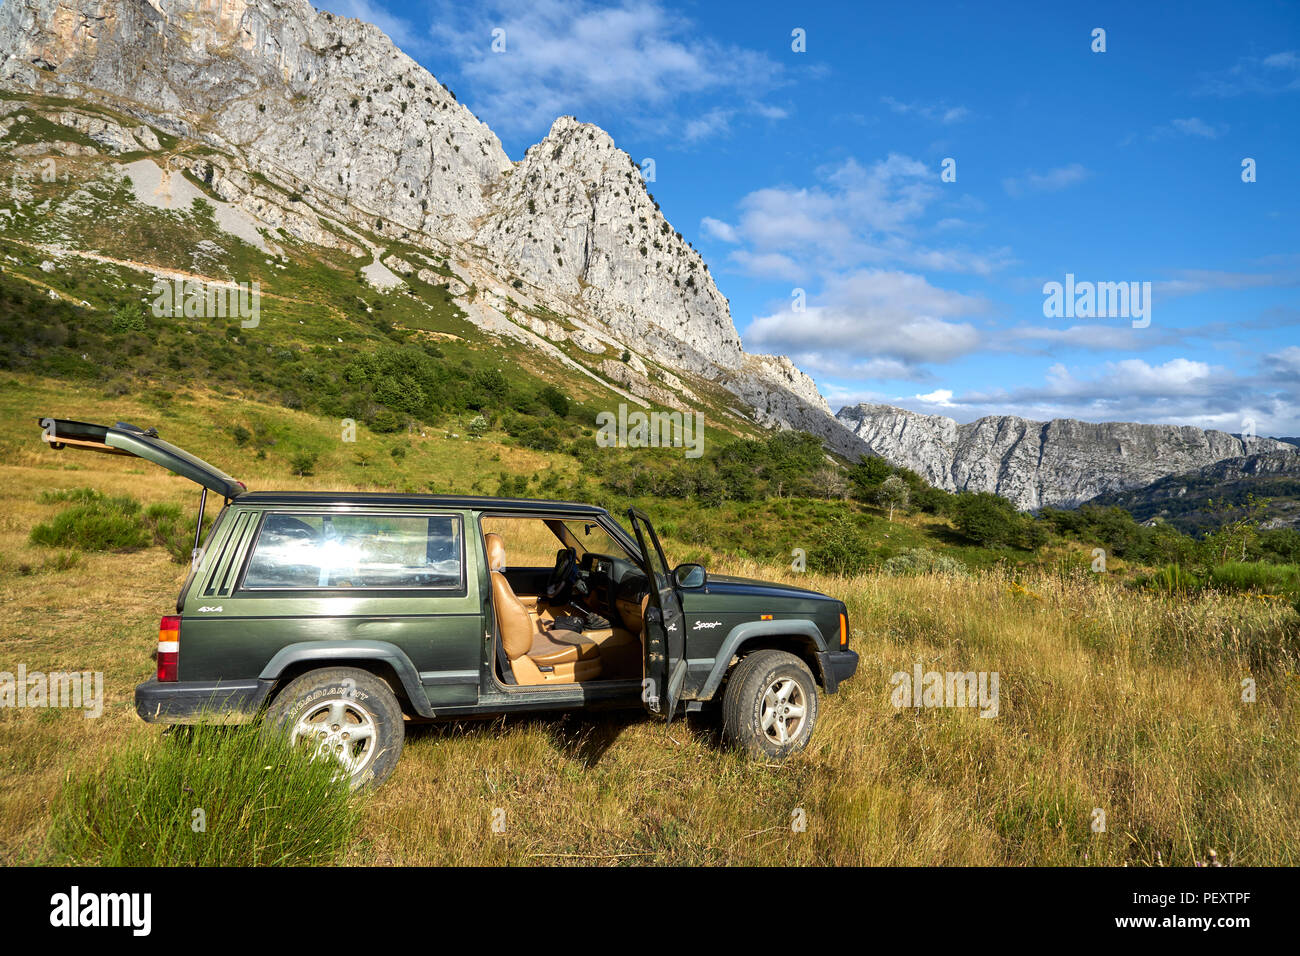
[721, 650, 819, 760]
[265, 667, 405, 790]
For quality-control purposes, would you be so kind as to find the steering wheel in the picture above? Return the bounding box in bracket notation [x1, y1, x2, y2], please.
[544, 548, 579, 604]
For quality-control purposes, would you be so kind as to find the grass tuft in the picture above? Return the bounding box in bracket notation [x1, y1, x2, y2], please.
[47, 723, 361, 866]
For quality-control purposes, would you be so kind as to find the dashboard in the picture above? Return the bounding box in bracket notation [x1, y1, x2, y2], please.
[580, 552, 648, 631]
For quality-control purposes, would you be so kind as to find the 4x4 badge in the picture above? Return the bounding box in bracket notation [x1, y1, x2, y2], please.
[197, 606, 223, 613]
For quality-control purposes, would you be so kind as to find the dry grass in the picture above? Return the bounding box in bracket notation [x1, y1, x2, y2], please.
[1, 398, 1297, 865]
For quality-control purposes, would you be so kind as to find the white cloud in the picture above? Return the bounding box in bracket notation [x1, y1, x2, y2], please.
[915, 388, 956, 406]
[1007, 323, 1184, 352]
[1169, 117, 1219, 138]
[744, 269, 986, 374]
[1265, 346, 1300, 375]
[872, 355, 1300, 435]
[715, 154, 1005, 280]
[1155, 268, 1297, 297]
[1002, 163, 1091, 197]
[682, 108, 733, 142]
[1149, 117, 1223, 140]
[1197, 50, 1300, 96]
[881, 96, 972, 124]
[699, 216, 739, 243]
[422, 0, 784, 139]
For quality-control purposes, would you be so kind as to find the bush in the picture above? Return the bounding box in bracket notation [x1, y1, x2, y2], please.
[109, 304, 147, 334]
[881, 548, 967, 576]
[30, 496, 150, 551]
[290, 451, 318, 477]
[538, 385, 570, 418]
[809, 515, 875, 576]
[952, 492, 1021, 548]
[368, 408, 401, 433]
[47, 724, 360, 866]
[495, 472, 529, 498]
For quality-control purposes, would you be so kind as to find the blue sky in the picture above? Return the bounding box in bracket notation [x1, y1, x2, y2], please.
[320, 0, 1300, 436]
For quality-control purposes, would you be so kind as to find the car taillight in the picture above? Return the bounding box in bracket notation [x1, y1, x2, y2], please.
[157, 615, 180, 682]
[839, 611, 848, 649]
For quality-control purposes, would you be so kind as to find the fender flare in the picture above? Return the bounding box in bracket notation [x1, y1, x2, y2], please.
[258, 640, 435, 717]
[697, 620, 829, 701]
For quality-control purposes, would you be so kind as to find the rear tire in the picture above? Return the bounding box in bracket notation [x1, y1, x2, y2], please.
[264, 667, 405, 790]
[721, 650, 819, 760]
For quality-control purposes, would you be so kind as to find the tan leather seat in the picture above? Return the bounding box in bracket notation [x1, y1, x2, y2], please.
[486, 532, 601, 685]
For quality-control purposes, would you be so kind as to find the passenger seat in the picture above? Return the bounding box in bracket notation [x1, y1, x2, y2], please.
[487, 533, 601, 685]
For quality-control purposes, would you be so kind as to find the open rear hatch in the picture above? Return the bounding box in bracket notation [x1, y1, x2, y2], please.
[38, 418, 246, 499]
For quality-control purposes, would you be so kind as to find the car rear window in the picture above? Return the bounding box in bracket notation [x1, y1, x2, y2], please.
[240, 513, 463, 590]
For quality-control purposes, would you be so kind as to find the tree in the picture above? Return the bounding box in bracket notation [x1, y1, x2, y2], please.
[953, 492, 1019, 547]
[290, 451, 318, 477]
[538, 385, 570, 417]
[875, 474, 910, 521]
[849, 456, 894, 501]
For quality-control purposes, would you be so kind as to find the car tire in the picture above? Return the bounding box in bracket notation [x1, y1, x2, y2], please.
[721, 649, 819, 760]
[264, 667, 405, 790]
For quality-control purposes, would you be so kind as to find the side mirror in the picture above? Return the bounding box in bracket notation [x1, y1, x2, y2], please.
[673, 563, 706, 589]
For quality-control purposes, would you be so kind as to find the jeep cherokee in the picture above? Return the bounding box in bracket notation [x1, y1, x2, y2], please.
[38, 417, 859, 787]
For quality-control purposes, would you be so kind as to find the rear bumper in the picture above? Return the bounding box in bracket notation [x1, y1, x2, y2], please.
[817, 649, 859, 694]
[134, 678, 275, 724]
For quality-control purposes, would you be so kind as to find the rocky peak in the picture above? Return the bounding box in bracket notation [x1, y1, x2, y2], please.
[475, 114, 744, 372]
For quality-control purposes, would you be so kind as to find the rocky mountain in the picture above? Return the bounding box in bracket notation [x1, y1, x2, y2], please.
[0, 0, 858, 455]
[836, 403, 1293, 510]
[1084, 448, 1300, 532]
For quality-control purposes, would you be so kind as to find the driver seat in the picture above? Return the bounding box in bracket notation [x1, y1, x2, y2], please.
[485, 533, 601, 685]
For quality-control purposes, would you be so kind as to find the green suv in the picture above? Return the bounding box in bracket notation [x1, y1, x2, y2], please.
[40, 418, 859, 787]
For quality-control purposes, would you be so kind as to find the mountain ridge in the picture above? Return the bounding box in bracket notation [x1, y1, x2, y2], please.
[837, 402, 1292, 510]
[1084, 448, 1300, 532]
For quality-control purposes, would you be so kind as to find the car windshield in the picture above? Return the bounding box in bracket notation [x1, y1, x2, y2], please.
[562, 519, 634, 561]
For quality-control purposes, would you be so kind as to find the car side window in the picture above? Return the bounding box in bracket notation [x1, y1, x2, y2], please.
[241, 513, 463, 590]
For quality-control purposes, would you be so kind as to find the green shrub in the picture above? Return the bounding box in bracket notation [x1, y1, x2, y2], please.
[538, 385, 570, 417]
[29, 496, 149, 551]
[47, 723, 360, 866]
[809, 515, 875, 576]
[290, 451, 318, 477]
[369, 408, 401, 433]
[109, 304, 147, 334]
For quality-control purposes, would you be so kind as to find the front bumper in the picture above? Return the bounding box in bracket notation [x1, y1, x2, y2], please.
[817, 649, 859, 694]
[135, 678, 275, 724]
